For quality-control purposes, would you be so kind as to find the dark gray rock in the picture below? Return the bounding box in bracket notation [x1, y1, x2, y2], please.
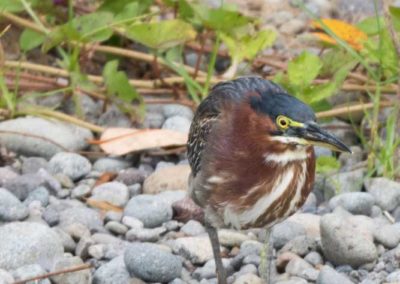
[42, 206, 60, 226]
[3, 173, 44, 200]
[365, 178, 400, 211]
[116, 168, 147, 185]
[124, 243, 182, 283]
[0, 222, 63, 270]
[0, 117, 93, 159]
[48, 152, 91, 181]
[320, 213, 377, 267]
[124, 194, 173, 228]
[272, 221, 306, 249]
[316, 266, 353, 284]
[329, 192, 375, 215]
[0, 188, 28, 221]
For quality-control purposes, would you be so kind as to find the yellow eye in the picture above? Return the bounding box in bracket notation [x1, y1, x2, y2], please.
[276, 115, 290, 129]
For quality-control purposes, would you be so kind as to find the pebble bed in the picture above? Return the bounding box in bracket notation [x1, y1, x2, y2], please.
[1, 1, 400, 284]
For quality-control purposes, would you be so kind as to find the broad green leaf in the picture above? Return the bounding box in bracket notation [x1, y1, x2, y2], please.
[42, 23, 80, 52]
[125, 19, 196, 50]
[103, 60, 139, 103]
[19, 29, 45, 52]
[288, 51, 322, 88]
[99, 0, 152, 14]
[316, 156, 340, 174]
[220, 29, 276, 62]
[0, 0, 49, 12]
[389, 6, 400, 30]
[114, 2, 140, 21]
[75, 12, 114, 42]
[194, 6, 252, 34]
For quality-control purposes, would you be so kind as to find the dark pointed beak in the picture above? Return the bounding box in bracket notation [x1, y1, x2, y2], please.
[299, 121, 352, 153]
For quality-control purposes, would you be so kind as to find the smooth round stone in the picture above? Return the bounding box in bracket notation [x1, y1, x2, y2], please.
[172, 236, 213, 264]
[365, 178, 400, 211]
[3, 173, 44, 201]
[0, 117, 93, 159]
[0, 188, 29, 221]
[93, 256, 133, 284]
[105, 221, 128, 235]
[93, 158, 131, 173]
[193, 258, 233, 280]
[329, 192, 375, 215]
[162, 104, 194, 120]
[116, 168, 147, 186]
[124, 243, 182, 283]
[181, 220, 205, 236]
[124, 194, 172, 228]
[125, 227, 166, 242]
[71, 184, 91, 199]
[48, 152, 91, 181]
[121, 216, 144, 230]
[59, 207, 103, 233]
[0, 222, 63, 270]
[0, 269, 14, 283]
[304, 251, 324, 266]
[142, 165, 190, 194]
[90, 182, 129, 207]
[373, 224, 400, 249]
[320, 213, 378, 267]
[0, 167, 18, 187]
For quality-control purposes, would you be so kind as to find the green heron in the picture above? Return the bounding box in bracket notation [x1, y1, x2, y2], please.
[187, 77, 350, 284]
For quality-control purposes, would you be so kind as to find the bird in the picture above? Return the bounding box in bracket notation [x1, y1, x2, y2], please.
[187, 76, 351, 284]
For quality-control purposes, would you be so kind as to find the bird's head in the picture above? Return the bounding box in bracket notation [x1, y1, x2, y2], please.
[249, 85, 351, 153]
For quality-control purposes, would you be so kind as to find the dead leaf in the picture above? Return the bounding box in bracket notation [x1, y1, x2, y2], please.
[94, 172, 117, 187]
[311, 18, 368, 51]
[86, 199, 123, 212]
[94, 128, 188, 156]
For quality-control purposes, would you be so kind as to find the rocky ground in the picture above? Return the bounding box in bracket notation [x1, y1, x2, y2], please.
[1, 0, 400, 284]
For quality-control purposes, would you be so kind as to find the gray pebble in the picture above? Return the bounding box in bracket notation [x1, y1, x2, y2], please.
[317, 266, 353, 284]
[304, 251, 324, 266]
[126, 226, 166, 242]
[329, 192, 375, 215]
[0, 117, 93, 159]
[272, 221, 306, 249]
[321, 213, 377, 267]
[0, 222, 63, 270]
[365, 178, 400, 211]
[3, 173, 44, 200]
[162, 104, 194, 120]
[93, 256, 132, 284]
[121, 216, 144, 229]
[42, 206, 60, 226]
[124, 194, 173, 228]
[373, 224, 400, 249]
[105, 221, 128, 235]
[0, 188, 29, 221]
[71, 184, 91, 199]
[58, 207, 103, 233]
[143, 112, 165, 128]
[21, 157, 48, 174]
[0, 167, 18, 187]
[280, 235, 318, 257]
[93, 158, 131, 173]
[116, 168, 147, 185]
[193, 258, 233, 280]
[0, 269, 14, 284]
[48, 152, 91, 181]
[182, 220, 204, 236]
[286, 258, 318, 280]
[53, 227, 76, 253]
[124, 243, 182, 283]
[386, 271, 400, 282]
[90, 182, 129, 207]
[23, 186, 49, 207]
[75, 236, 94, 259]
[104, 211, 123, 223]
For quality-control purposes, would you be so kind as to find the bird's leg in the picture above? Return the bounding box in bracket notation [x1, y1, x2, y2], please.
[260, 227, 273, 283]
[205, 224, 227, 284]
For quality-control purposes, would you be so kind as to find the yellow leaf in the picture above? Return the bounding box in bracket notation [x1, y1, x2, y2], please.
[311, 19, 368, 51]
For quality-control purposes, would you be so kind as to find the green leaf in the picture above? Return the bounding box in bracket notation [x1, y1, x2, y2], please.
[304, 82, 336, 104]
[42, 23, 80, 52]
[103, 60, 139, 103]
[75, 12, 114, 42]
[195, 6, 252, 34]
[99, 0, 152, 14]
[19, 29, 45, 52]
[320, 49, 357, 77]
[220, 29, 276, 62]
[288, 51, 322, 88]
[316, 156, 340, 174]
[125, 19, 196, 50]
[0, 0, 24, 12]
